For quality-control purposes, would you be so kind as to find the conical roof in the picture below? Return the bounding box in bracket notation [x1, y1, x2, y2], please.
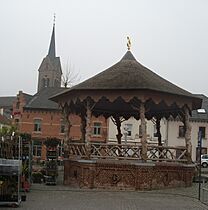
[71, 51, 193, 97]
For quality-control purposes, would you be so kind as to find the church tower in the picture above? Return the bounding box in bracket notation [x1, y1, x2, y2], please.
[37, 20, 62, 92]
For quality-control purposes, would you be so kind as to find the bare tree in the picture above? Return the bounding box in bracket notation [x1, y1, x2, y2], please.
[111, 115, 127, 144]
[61, 62, 80, 156]
[62, 62, 80, 88]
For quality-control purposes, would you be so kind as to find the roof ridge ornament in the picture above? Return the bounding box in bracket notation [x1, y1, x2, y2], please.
[127, 36, 131, 51]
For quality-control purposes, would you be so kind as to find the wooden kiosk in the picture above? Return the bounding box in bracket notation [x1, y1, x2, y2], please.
[51, 47, 201, 190]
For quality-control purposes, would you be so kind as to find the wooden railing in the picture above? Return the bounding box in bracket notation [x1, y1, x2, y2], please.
[68, 143, 88, 158]
[90, 143, 142, 160]
[67, 143, 187, 162]
[147, 145, 187, 162]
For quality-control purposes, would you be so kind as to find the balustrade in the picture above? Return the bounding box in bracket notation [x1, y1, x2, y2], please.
[67, 142, 188, 163]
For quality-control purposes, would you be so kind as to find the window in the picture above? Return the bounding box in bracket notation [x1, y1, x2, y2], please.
[93, 122, 101, 135]
[60, 121, 65, 133]
[178, 126, 185, 138]
[199, 127, 206, 139]
[42, 78, 46, 87]
[124, 124, 132, 137]
[46, 78, 50, 87]
[33, 141, 42, 157]
[153, 124, 158, 137]
[34, 119, 42, 132]
[15, 119, 19, 124]
[42, 78, 50, 88]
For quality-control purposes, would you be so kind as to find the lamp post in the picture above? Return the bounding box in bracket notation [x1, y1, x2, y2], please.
[198, 130, 202, 201]
[16, 134, 22, 204]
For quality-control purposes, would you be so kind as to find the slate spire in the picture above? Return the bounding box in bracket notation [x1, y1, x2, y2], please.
[48, 18, 56, 58]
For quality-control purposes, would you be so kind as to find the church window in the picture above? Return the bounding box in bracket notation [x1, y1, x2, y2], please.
[42, 78, 50, 88]
[46, 78, 50, 87]
[42, 78, 46, 88]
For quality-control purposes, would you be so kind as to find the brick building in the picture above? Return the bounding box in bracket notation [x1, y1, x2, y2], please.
[12, 23, 107, 160]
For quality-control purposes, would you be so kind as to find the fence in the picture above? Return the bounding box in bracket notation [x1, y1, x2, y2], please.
[67, 143, 187, 162]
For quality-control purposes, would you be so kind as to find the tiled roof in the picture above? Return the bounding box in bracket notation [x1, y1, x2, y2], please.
[22, 93, 33, 104]
[24, 87, 67, 110]
[191, 94, 208, 121]
[0, 97, 16, 108]
[66, 51, 196, 98]
[0, 114, 11, 125]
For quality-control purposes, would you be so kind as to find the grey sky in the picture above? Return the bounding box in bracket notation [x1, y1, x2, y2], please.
[0, 0, 208, 96]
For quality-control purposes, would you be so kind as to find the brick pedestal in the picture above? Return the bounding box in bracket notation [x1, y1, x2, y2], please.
[64, 159, 195, 190]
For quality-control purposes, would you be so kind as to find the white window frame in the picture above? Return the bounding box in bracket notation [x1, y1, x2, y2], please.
[92, 122, 101, 136]
[34, 119, 42, 132]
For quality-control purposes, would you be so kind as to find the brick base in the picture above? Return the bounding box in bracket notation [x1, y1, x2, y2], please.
[64, 159, 195, 190]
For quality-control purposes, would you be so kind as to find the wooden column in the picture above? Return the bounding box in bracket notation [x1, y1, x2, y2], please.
[140, 102, 147, 161]
[62, 104, 72, 154]
[85, 103, 92, 158]
[85, 105, 92, 144]
[156, 117, 162, 146]
[80, 113, 86, 143]
[111, 116, 125, 144]
[184, 106, 192, 163]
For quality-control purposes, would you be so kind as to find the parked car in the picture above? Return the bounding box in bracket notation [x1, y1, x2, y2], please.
[201, 154, 208, 168]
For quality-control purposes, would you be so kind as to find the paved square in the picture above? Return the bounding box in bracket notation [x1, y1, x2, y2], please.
[3, 183, 208, 210]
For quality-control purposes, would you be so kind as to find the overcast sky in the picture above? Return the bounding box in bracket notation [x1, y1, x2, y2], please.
[0, 0, 208, 96]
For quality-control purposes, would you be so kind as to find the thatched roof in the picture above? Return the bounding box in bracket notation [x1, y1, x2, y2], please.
[68, 51, 193, 98]
[50, 50, 202, 119]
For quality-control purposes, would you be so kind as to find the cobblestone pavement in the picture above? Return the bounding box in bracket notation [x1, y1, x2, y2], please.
[2, 167, 208, 210]
[1, 183, 208, 210]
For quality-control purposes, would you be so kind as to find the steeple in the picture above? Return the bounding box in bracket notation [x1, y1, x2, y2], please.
[37, 15, 62, 92]
[48, 16, 56, 58]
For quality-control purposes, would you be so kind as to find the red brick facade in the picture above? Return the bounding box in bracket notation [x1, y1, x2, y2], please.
[12, 91, 108, 160]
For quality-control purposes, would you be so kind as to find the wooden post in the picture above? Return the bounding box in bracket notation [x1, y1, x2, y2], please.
[156, 117, 162, 146]
[111, 116, 123, 144]
[80, 113, 86, 143]
[184, 106, 192, 163]
[62, 104, 72, 155]
[140, 102, 147, 161]
[85, 103, 92, 158]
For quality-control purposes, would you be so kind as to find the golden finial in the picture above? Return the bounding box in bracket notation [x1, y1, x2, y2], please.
[53, 13, 56, 26]
[127, 36, 131, 51]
